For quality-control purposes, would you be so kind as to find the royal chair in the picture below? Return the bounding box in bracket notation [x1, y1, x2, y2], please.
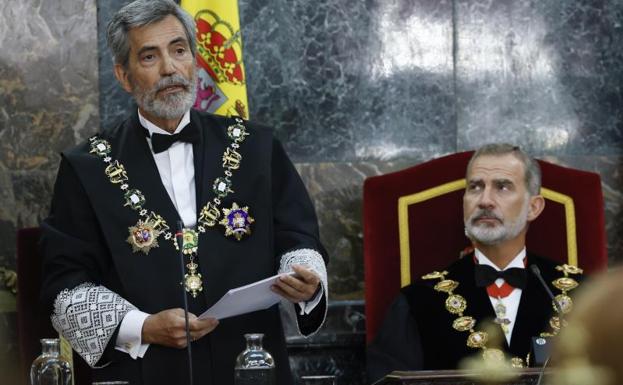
[17, 227, 91, 385]
[363, 151, 608, 343]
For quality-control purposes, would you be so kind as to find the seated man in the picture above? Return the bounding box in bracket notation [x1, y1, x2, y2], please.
[367, 143, 582, 382]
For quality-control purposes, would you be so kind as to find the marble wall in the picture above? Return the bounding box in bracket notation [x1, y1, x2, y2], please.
[1, 0, 622, 384]
[0, 0, 99, 383]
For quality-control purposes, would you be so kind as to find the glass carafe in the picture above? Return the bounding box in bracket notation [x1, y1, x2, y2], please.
[30, 338, 72, 385]
[234, 333, 275, 385]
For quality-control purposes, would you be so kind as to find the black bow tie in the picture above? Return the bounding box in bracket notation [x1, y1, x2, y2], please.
[149, 124, 199, 154]
[474, 264, 527, 289]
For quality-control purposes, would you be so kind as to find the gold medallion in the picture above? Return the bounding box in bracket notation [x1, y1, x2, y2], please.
[445, 294, 467, 314]
[556, 264, 583, 276]
[220, 202, 254, 240]
[127, 220, 160, 254]
[552, 277, 579, 291]
[467, 331, 488, 348]
[553, 294, 573, 314]
[452, 316, 476, 332]
[184, 261, 203, 297]
[434, 279, 459, 293]
[181, 228, 199, 255]
[422, 271, 448, 280]
[510, 357, 525, 368]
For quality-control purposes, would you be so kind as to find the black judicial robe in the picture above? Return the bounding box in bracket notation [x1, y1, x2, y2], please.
[40, 110, 328, 385]
[367, 253, 566, 382]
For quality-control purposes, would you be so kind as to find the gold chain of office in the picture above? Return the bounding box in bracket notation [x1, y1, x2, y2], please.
[421, 263, 582, 367]
[87, 117, 253, 297]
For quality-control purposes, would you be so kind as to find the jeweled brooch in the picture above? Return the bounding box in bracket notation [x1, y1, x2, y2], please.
[220, 202, 254, 241]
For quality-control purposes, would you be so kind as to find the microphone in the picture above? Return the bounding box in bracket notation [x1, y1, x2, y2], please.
[176, 221, 194, 385]
[529, 264, 563, 373]
[529, 265, 564, 315]
[535, 357, 550, 385]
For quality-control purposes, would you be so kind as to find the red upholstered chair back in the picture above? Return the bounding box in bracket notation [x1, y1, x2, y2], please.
[363, 151, 608, 343]
[17, 227, 91, 385]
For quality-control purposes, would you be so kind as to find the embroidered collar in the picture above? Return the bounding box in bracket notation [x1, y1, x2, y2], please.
[422, 259, 583, 367]
[88, 116, 252, 297]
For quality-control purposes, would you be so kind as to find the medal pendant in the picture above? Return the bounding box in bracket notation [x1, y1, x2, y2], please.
[220, 202, 254, 241]
[127, 220, 160, 254]
[181, 228, 199, 255]
[184, 261, 203, 298]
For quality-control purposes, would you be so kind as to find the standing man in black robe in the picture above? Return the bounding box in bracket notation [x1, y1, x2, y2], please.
[40, 1, 328, 384]
[367, 143, 582, 382]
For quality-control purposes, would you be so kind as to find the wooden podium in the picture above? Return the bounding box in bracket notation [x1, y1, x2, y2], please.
[374, 368, 545, 385]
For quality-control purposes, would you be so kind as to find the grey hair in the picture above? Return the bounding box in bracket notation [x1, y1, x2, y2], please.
[106, 0, 196, 68]
[466, 143, 542, 196]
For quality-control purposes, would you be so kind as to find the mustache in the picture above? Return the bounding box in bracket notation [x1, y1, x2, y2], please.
[470, 209, 502, 223]
[154, 74, 192, 93]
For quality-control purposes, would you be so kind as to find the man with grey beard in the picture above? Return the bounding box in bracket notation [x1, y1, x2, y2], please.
[367, 143, 582, 382]
[40, 1, 328, 384]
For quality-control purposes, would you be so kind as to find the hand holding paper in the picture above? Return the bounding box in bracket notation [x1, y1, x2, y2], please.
[270, 264, 321, 303]
[199, 272, 297, 320]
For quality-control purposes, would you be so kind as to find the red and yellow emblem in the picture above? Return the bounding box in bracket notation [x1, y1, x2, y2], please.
[181, 0, 249, 118]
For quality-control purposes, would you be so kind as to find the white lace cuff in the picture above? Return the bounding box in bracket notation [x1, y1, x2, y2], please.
[51, 283, 136, 367]
[278, 248, 328, 335]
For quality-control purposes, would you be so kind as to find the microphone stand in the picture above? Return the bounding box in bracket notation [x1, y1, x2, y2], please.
[176, 221, 194, 385]
[529, 265, 564, 317]
[529, 264, 563, 385]
[535, 357, 550, 385]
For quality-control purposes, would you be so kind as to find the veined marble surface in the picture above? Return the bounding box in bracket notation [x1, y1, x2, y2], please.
[1, 0, 623, 383]
[0, 1, 99, 383]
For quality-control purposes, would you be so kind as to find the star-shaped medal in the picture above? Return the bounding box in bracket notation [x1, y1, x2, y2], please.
[127, 219, 160, 254]
[220, 202, 254, 241]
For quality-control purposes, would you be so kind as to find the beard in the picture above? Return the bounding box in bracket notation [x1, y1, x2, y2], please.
[131, 71, 197, 120]
[464, 198, 529, 246]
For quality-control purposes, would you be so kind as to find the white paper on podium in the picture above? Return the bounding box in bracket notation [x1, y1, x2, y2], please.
[198, 272, 296, 320]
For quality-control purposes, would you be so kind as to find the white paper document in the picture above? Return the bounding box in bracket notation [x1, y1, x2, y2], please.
[198, 272, 295, 320]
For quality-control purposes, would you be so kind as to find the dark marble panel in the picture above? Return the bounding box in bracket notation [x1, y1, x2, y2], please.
[295, 160, 423, 298]
[0, 0, 99, 172]
[0, 0, 98, 274]
[455, 0, 623, 155]
[282, 300, 366, 385]
[239, 0, 456, 162]
[0, 2, 98, 381]
[97, 0, 137, 130]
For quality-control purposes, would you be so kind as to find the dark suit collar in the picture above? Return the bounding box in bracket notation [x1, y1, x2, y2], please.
[449, 255, 499, 330]
[190, 114, 205, 213]
[189, 110, 230, 213]
[509, 254, 555, 354]
[115, 111, 182, 228]
[458, 252, 556, 354]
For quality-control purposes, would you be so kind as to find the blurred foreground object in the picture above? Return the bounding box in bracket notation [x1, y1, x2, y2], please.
[549, 268, 623, 385]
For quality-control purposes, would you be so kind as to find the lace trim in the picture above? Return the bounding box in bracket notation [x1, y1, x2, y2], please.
[51, 283, 136, 367]
[278, 248, 328, 336]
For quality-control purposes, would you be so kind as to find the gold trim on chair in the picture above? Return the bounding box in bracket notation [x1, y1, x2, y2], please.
[398, 180, 577, 287]
[398, 180, 466, 287]
[540, 187, 578, 267]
